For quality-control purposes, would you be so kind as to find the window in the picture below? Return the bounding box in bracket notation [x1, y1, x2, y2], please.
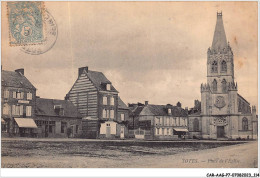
[12, 105, 16, 115]
[106, 84, 111, 90]
[49, 126, 53, 133]
[3, 90, 9, 98]
[61, 122, 66, 133]
[103, 109, 107, 118]
[15, 106, 20, 115]
[212, 79, 217, 92]
[27, 93, 32, 100]
[159, 117, 163, 125]
[222, 79, 227, 93]
[162, 128, 165, 135]
[110, 97, 114, 106]
[110, 110, 114, 119]
[76, 125, 79, 134]
[103, 96, 107, 105]
[16, 92, 21, 99]
[193, 118, 199, 132]
[121, 113, 125, 121]
[106, 123, 110, 126]
[221, 60, 227, 72]
[19, 105, 23, 116]
[3, 104, 9, 115]
[36, 120, 42, 127]
[167, 128, 169, 135]
[13, 92, 16, 98]
[211, 61, 218, 73]
[167, 117, 170, 126]
[242, 118, 248, 131]
[26, 106, 32, 116]
[156, 128, 159, 135]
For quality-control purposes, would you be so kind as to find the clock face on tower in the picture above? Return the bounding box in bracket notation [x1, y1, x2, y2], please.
[214, 96, 226, 109]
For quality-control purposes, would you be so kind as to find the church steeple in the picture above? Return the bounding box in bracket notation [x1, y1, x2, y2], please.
[211, 12, 227, 51]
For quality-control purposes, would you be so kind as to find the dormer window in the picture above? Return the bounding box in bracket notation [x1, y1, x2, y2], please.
[54, 105, 64, 116]
[168, 108, 171, 115]
[106, 84, 111, 90]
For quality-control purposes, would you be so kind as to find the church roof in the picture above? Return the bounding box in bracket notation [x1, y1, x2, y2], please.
[211, 12, 228, 50]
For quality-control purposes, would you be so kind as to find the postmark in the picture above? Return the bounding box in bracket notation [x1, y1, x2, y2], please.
[7, 2, 45, 46]
[20, 9, 58, 55]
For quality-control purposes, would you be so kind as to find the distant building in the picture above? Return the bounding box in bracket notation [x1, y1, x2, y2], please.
[1, 68, 37, 137]
[128, 101, 189, 140]
[188, 12, 258, 140]
[65, 66, 128, 139]
[35, 98, 82, 138]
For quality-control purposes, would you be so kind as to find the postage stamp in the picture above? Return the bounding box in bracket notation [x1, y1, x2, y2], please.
[20, 9, 58, 55]
[7, 1, 45, 46]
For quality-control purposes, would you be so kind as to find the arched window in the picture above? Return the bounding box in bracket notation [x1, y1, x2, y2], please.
[221, 60, 227, 72]
[222, 79, 227, 93]
[212, 79, 217, 92]
[242, 118, 248, 131]
[193, 118, 199, 132]
[211, 61, 218, 73]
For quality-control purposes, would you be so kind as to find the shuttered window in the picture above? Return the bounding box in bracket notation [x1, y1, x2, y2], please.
[3, 104, 9, 115]
[121, 113, 125, 121]
[26, 106, 32, 116]
[13, 92, 16, 98]
[12, 105, 16, 115]
[27, 93, 32, 100]
[4, 90, 9, 98]
[110, 97, 114, 106]
[19, 105, 23, 116]
[103, 109, 107, 118]
[110, 110, 114, 119]
[103, 96, 107, 105]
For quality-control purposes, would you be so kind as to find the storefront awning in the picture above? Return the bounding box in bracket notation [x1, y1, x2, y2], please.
[174, 128, 189, 132]
[14, 118, 37, 128]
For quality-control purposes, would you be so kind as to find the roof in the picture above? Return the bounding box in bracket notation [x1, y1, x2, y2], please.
[118, 97, 128, 110]
[35, 98, 81, 118]
[130, 104, 188, 117]
[211, 12, 227, 50]
[237, 93, 250, 105]
[1, 70, 36, 89]
[86, 70, 118, 92]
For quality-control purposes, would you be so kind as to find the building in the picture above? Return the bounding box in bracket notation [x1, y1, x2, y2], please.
[188, 12, 258, 140]
[99, 97, 129, 139]
[65, 66, 128, 139]
[1, 68, 37, 137]
[129, 101, 189, 140]
[35, 98, 82, 138]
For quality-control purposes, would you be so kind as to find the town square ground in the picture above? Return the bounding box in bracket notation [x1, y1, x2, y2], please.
[1, 138, 257, 168]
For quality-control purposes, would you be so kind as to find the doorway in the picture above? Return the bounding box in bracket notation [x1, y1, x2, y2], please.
[106, 124, 111, 138]
[120, 127, 124, 139]
[217, 126, 225, 138]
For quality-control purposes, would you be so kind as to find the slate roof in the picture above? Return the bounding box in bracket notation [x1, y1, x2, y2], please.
[1, 70, 36, 89]
[35, 98, 81, 118]
[86, 70, 118, 92]
[212, 12, 228, 50]
[130, 104, 188, 117]
[118, 97, 128, 110]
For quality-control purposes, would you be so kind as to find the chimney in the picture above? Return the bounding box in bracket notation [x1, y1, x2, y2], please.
[176, 102, 182, 108]
[145, 101, 148, 106]
[78, 66, 88, 77]
[15, 68, 24, 75]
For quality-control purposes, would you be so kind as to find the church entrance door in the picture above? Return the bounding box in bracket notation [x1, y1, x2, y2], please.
[217, 126, 225, 138]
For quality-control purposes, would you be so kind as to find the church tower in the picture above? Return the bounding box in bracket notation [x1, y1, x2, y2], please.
[201, 12, 238, 116]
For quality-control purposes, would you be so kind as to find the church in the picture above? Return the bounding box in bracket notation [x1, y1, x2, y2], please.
[188, 12, 258, 140]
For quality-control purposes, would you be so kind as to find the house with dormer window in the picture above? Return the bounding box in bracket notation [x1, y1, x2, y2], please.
[1, 68, 37, 137]
[65, 66, 128, 139]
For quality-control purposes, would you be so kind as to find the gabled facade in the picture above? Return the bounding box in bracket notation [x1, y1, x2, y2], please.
[1, 68, 37, 137]
[129, 101, 189, 140]
[65, 66, 127, 139]
[35, 98, 82, 138]
[188, 12, 258, 140]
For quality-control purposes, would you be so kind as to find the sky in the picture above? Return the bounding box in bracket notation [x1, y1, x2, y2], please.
[1, 1, 258, 110]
